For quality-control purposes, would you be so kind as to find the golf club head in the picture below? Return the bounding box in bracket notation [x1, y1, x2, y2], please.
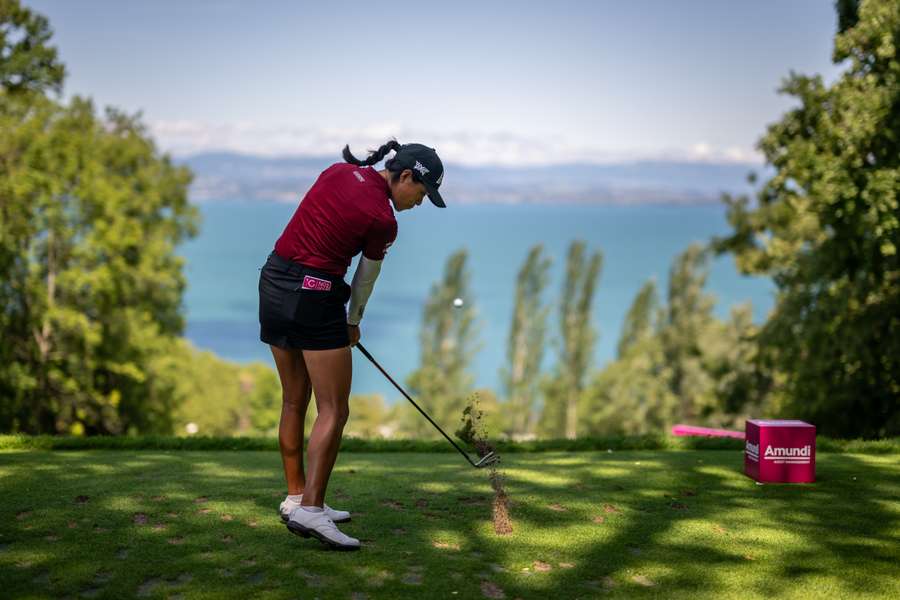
[475, 451, 500, 468]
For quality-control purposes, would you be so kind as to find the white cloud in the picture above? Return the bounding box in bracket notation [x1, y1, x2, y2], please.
[149, 120, 764, 166]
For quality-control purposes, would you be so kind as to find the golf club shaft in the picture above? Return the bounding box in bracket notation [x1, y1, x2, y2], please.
[355, 342, 477, 467]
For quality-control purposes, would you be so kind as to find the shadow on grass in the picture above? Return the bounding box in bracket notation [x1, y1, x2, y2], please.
[0, 450, 898, 599]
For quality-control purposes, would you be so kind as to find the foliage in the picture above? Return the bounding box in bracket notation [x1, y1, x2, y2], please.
[713, 0, 900, 437]
[539, 241, 603, 438]
[400, 250, 480, 438]
[499, 245, 551, 437]
[0, 0, 65, 96]
[582, 245, 764, 436]
[0, 92, 199, 434]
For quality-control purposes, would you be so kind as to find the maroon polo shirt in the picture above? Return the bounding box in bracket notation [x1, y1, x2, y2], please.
[274, 163, 398, 277]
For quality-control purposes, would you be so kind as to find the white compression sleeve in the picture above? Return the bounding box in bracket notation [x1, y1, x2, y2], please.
[347, 256, 383, 325]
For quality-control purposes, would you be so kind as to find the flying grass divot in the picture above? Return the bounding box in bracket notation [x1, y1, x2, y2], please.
[457, 394, 512, 535]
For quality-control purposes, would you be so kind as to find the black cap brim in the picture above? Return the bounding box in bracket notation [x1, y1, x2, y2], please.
[423, 180, 446, 208]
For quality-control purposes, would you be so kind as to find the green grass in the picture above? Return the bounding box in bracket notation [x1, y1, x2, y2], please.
[1, 449, 898, 599]
[2, 434, 898, 453]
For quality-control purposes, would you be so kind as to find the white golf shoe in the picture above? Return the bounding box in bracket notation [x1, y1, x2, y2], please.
[286, 507, 361, 551]
[279, 496, 351, 523]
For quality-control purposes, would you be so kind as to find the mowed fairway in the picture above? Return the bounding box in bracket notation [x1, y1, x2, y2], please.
[1, 449, 898, 599]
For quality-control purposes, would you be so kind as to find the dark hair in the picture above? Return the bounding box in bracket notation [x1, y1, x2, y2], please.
[342, 140, 402, 168]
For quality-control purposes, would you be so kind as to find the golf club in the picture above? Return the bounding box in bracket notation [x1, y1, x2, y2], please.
[355, 342, 499, 469]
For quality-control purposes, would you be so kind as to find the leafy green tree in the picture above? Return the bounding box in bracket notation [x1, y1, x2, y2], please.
[713, 0, 900, 437]
[159, 341, 281, 437]
[0, 0, 65, 96]
[0, 95, 198, 434]
[344, 394, 389, 439]
[581, 334, 677, 435]
[400, 250, 479, 438]
[500, 245, 551, 437]
[539, 241, 602, 439]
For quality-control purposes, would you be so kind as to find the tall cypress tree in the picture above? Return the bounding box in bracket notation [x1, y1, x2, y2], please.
[617, 279, 658, 358]
[500, 245, 551, 437]
[658, 243, 717, 422]
[403, 250, 479, 438]
[540, 241, 603, 439]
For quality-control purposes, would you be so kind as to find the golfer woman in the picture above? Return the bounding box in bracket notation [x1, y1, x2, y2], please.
[258, 141, 446, 550]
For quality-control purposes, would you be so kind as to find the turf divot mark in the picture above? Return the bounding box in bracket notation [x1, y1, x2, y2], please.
[137, 577, 163, 597]
[433, 541, 461, 550]
[631, 574, 655, 587]
[592, 516, 605, 524]
[221, 534, 234, 543]
[45, 534, 59, 542]
[548, 503, 567, 512]
[32, 571, 50, 585]
[559, 562, 575, 569]
[167, 536, 185, 545]
[133, 513, 148, 525]
[480, 581, 506, 598]
[297, 569, 324, 587]
[602, 504, 622, 514]
[16, 510, 31, 520]
[220, 514, 234, 521]
[533, 560, 552, 572]
[381, 499, 404, 510]
[194, 496, 209, 504]
[75, 495, 90, 504]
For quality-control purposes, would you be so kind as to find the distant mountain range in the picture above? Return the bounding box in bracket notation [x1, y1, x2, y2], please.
[178, 152, 766, 205]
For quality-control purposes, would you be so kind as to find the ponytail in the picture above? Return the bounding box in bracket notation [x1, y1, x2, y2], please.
[342, 139, 402, 167]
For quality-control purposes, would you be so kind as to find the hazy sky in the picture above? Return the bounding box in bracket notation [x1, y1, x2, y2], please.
[29, 0, 843, 165]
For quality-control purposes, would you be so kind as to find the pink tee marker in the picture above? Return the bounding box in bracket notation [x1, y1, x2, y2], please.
[744, 420, 816, 483]
[671, 425, 746, 439]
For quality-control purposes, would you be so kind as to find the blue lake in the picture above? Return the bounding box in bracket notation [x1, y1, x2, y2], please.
[179, 201, 774, 403]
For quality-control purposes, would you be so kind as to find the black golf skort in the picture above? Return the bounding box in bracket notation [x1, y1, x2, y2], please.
[258, 251, 353, 350]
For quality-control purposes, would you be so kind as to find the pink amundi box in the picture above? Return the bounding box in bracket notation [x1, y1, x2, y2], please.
[744, 420, 816, 483]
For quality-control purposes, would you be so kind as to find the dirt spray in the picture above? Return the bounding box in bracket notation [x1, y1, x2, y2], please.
[457, 394, 512, 535]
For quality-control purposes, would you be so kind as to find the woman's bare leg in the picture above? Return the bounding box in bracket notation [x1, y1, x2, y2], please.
[270, 345, 313, 495]
[301, 346, 352, 507]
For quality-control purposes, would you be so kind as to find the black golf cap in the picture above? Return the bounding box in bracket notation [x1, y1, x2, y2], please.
[391, 143, 446, 208]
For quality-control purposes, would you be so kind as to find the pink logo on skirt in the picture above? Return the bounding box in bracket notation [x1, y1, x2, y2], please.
[301, 275, 332, 291]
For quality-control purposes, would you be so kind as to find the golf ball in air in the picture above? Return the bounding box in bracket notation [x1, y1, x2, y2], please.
[453, 297, 464, 308]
